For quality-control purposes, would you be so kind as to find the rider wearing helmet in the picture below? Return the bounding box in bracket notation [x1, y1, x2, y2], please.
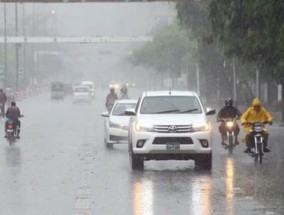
[119, 86, 129, 100]
[241, 98, 273, 153]
[5, 101, 22, 138]
[217, 98, 242, 147]
[105, 88, 118, 110]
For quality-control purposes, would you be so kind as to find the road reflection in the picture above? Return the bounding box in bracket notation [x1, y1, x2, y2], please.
[132, 169, 212, 215]
[133, 178, 153, 215]
[4, 145, 23, 211]
[225, 157, 235, 215]
[190, 175, 212, 215]
[5, 146, 22, 168]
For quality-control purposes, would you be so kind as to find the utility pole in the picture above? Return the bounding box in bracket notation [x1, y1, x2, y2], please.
[23, 4, 26, 87]
[4, 3, 8, 87]
[196, 62, 200, 96]
[15, 0, 19, 90]
[233, 59, 237, 103]
[256, 69, 259, 98]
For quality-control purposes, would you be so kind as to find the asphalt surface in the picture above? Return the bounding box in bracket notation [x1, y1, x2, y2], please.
[0, 88, 283, 215]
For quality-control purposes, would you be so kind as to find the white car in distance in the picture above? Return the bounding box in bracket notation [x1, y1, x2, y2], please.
[101, 99, 137, 148]
[81, 81, 95, 98]
[73, 86, 92, 103]
[126, 91, 215, 170]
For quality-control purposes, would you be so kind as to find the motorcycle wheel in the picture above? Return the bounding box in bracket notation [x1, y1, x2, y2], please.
[259, 144, 263, 164]
[228, 135, 233, 155]
[254, 152, 259, 163]
[7, 135, 14, 146]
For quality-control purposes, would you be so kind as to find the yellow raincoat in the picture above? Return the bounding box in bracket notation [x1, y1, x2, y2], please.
[240, 98, 273, 135]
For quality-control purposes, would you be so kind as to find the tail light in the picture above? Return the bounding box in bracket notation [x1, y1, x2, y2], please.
[7, 124, 13, 129]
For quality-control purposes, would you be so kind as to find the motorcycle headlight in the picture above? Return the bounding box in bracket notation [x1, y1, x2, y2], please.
[226, 121, 234, 128]
[192, 122, 210, 132]
[135, 123, 153, 132]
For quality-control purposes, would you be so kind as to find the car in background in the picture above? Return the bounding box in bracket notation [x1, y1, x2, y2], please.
[73, 85, 92, 103]
[81, 81, 95, 98]
[126, 90, 216, 170]
[72, 82, 81, 90]
[101, 99, 137, 148]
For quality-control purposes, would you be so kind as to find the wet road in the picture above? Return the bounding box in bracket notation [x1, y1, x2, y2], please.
[0, 89, 283, 215]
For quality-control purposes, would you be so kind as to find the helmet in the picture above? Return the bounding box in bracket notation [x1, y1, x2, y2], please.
[225, 98, 233, 107]
[110, 88, 115, 93]
[121, 86, 127, 94]
[11, 101, 16, 106]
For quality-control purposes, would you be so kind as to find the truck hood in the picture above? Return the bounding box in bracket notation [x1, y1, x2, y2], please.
[110, 115, 131, 126]
[136, 114, 207, 125]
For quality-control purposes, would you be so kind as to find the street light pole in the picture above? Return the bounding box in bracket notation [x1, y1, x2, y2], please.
[23, 3, 27, 87]
[15, 0, 19, 90]
[4, 3, 8, 87]
[256, 68, 260, 98]
[233, 59, 237, 103]
[196, 62, 200, 96]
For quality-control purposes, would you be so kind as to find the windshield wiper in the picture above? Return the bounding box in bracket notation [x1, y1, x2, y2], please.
[153, 109, 180, 114]
[179, 108, 199, 113]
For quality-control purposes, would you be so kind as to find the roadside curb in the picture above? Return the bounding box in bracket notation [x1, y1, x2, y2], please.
[272, 121, 284, 127]
[15, 85, 48, 101]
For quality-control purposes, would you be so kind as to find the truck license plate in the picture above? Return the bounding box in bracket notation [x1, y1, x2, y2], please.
[166, 142, 180, 150]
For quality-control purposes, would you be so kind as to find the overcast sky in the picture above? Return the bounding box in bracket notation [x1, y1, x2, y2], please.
[0, 2, 175, 84]
[0, 2, 175, 36]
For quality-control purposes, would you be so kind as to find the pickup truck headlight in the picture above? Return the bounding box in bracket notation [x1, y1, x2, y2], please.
[135, 123, 153, 132]
[192, 122, 210, 132]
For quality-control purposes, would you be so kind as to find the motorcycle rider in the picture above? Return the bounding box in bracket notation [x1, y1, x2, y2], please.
[5, 101, 22, 139]
[217, 97, 242, 147]
[119, 86, 129, 100]
[0, 89, 7, 118]
[241, 98, 273, 153]
[105, 88, 118, 110]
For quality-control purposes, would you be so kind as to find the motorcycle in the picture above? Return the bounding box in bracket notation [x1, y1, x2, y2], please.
[220, 118, 238, 154]
[246, 121, 269, 164]
[5, 116, 23, 146]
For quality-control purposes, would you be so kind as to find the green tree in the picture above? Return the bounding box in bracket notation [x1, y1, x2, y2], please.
[209, 0, 284, 116]
[130, 22, 196, 89]
[176, 1, 230, 104]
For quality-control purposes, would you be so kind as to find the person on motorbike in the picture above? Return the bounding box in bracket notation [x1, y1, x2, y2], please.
[217, 98, 242, 148]
[241, 98, 273, 153]
[0, 89, 7, 118]
[5, 101, 22, 139]
[119, 86, 129, 100]
[105, 88, 118, 111]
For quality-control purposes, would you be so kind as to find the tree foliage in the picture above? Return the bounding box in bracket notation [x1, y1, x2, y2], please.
[176, 0, 284, 109]
[130, 22, 197, 86]
[176, 1, 230, 101]
[209, 0, 284, 80]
